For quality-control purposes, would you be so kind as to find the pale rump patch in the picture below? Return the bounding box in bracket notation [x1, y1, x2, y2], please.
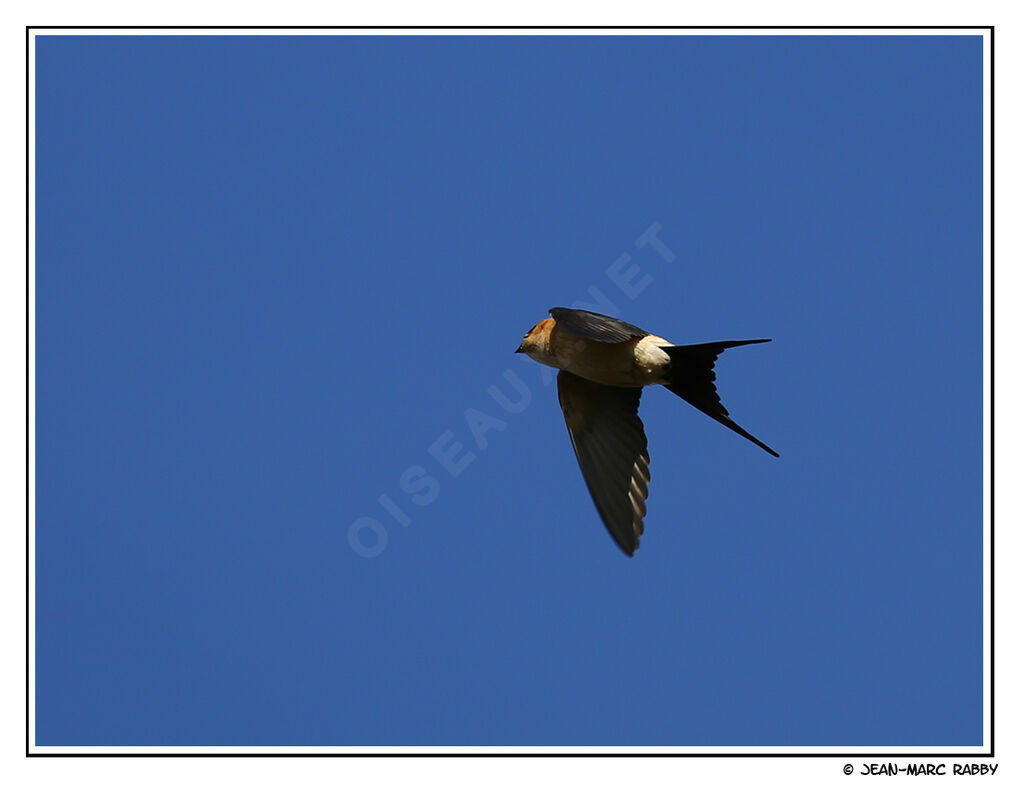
[632, 335, 672, 385]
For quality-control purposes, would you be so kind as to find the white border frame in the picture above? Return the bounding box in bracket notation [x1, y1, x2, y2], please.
[27, 26, 993, 757]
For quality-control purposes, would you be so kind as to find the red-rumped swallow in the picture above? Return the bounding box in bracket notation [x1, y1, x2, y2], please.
[517, 307, 777, 556]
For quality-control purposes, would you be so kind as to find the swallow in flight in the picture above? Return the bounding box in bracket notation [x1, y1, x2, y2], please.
[516, 307, 777, 556]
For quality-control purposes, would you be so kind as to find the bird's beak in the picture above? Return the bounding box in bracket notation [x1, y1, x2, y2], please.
[515, 344, 524, 354]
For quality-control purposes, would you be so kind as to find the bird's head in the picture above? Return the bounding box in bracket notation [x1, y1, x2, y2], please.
[516, 317, 557, 366]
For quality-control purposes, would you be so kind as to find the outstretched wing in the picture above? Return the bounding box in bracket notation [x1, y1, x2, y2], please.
[557, 370, 650, 556]
[549, 307, 648, 343]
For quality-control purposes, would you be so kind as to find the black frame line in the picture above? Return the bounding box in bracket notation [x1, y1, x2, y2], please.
[25, 24, 996, 759]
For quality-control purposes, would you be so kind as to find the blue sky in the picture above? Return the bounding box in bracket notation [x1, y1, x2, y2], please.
[35, 34, 983, 746]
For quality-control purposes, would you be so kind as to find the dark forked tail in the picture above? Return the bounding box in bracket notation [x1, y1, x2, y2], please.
[661, 340, 779, 457]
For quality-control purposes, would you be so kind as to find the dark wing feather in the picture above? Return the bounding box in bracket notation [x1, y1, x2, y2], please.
[557, 370, 650, 556]
[549, 307, 648, 343]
